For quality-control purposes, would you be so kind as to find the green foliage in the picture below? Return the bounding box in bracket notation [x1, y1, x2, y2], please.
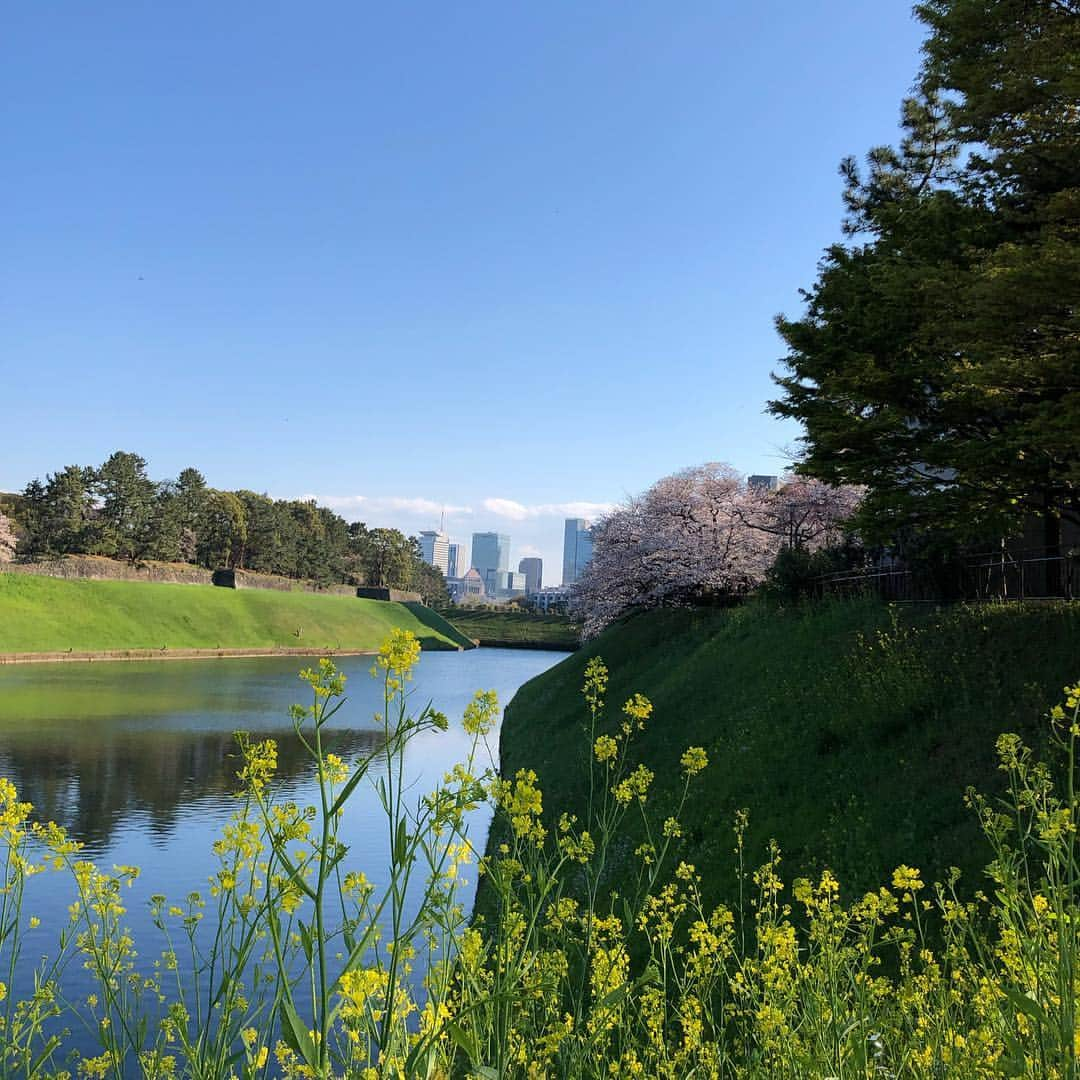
[770, 0, 1080, 548]
[761, 543, 865, 603]
[20, 467, 98, 556]
[0, 574, 466, 654]
[2, 634, 1080, 1076]
[411, 561, 450, 607]
[362, 529, 417, 591]
[94, 451, 157, 561]
[492, 599, 1080, 921]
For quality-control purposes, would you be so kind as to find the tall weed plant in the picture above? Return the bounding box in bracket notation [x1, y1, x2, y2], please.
[0, 629, 1078, 1077]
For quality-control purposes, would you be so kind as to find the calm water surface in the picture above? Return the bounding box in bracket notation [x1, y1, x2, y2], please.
[0, 647, 565, 1016]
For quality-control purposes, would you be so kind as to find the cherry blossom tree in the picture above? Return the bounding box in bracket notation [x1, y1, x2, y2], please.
[573, 464, 774, 636]
[741, 476, 864, 551]
[573, 466, 863, 635]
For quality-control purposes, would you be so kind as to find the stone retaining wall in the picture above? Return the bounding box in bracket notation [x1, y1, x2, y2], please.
[4, 555, 213, 585]
[5, 556, 354, 595]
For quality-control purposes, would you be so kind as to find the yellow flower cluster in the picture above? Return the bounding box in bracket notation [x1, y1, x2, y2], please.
[593, 734, 618, 763]
[613, 763, 653, 806]
[463, 688, 499, 735]
[497, 769, 546, 845]
[374, 628, 421, 680]
[680, 746, 709, 776]
[583, 657, 609, 711]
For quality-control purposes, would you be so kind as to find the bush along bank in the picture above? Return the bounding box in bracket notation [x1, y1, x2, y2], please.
[3, 630, 1080, 1075]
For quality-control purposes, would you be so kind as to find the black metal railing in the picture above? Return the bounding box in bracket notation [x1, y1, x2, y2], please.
[818, 548, 1079, 603]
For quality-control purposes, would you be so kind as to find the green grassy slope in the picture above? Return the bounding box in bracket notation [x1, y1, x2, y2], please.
[437, 608, 579, 649]
[493, 598, 1080, 911]
[0, 573, 465, 653]
[401, 602, 476, 650]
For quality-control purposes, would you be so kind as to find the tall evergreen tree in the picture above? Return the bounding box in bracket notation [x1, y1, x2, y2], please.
[770, 0, 1080, 550]
[95, 451, 157, 561]
[21, 467, 97, 555]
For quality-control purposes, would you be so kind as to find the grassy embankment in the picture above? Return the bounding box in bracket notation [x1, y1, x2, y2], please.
[491, 596, 1080, 914]
[437, 607, 579, 650]
[0, 573, 473, 656]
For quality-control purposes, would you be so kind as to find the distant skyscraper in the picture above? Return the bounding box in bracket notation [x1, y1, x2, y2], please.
[447, 542, 466, 579]
[519, 557, 543, 594]
[418, 530, 450, 575]
[562, 519, 594, 585]
[471, 532, 510, 594]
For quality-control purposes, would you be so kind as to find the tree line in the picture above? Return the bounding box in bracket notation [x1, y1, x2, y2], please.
[0, 452, 448, 603]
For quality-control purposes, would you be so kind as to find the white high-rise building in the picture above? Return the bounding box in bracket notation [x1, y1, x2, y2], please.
[418, 530, 450, 575]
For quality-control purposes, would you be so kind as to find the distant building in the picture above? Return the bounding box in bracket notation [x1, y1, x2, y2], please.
[447, 567, 485, 603]
[519, 557, 543, 594]
[472, 532, 510, 595]
[532, 585, 572, 613]
[748, 475, 780, 493]
[481, 570, 526, 601]
[562, 518, 594, 585]
[418, 530, 450, 575]
[447, 542, 467, 579]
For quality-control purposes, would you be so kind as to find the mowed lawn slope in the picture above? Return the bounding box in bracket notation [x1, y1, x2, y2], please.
[438, 608, 579, 650]
[492, 598, 1080, 915]
[0, 573, 467, 654]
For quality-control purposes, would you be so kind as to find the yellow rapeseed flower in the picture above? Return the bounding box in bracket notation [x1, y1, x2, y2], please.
[680, 746, 709, 776]
[892, 865, 924, 893]
[593, 735, 618, 763]
[463, 689, 499, 735]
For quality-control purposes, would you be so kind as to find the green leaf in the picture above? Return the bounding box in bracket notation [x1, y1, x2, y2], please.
[298, 920, 314, 964]
[1001, 986, 1051, 1028]
[445, 1021, 479, 1064]
[328, 760, 371, 817]
[27, 1035, 61, 1079]
[278, 1000, 317, 1068]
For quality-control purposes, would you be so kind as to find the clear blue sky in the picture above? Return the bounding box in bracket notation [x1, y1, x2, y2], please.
[2, 1, 925, 580]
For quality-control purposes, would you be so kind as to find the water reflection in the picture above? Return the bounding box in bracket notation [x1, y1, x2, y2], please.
[0, 727, 386, 850]
[0, 648, 567, 1057]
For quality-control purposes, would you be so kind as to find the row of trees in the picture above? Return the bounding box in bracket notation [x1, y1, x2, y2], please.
[573, 464, 862, 634]
[3, 452, 448, 603]
[770, 0, 1079, 554]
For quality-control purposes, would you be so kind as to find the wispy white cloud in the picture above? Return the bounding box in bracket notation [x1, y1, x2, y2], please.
[481, 498, 617, 522]
[302, 494, 473, 518]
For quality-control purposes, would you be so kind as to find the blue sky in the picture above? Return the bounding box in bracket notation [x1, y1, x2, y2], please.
[2, 1, 926, 580]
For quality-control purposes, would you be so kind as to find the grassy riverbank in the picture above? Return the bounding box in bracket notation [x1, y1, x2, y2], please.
[491, 597, 1080, 913]
[438, 608, 579, 649]
[0, 573, 473, 655]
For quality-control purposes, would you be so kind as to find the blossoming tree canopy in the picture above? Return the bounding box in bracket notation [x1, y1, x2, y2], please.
[572, 464, 861, 635]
